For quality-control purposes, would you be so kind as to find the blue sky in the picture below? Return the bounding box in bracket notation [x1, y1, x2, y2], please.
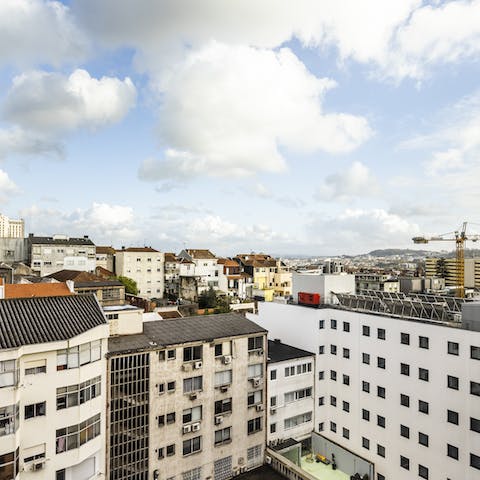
[1, 0, 480, 255]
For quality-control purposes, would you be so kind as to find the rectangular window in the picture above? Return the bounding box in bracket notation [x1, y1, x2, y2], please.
[448, 375, 459, 390]
[343, 374, 350, 385]
[56, 341, 101, 371]
[419, 336, 429, 349]
[182, 406, 202, 424]
[343, 321, 350, 332]
[284, 387, 312, 404]
[56, 413, 100, 453]
[166, 412, 176, 424]
[330, 370, 337, 381]
[400, 456, 410, 470]
[342, 401, 349, 412]
[418, 465, 429, 479]
[330, 421, 336, 433]
[214, 370, 232, 387]
[377, 328, 386, 340]
[248, 390, 262, 406]
[284, 412, 312, 430]
[330, 396, 336, 407]
[330, 319, 337, 329]
[419, 400, 429, 414]
[318, 423, 324, 432]
[0, 360, 17, 387]
[183, 376, 202, 393]
[470, 453, 480, 470]
[330, 345, 337, 355]
[318, 397, 324, 406]
[471, 346, 480, 360]
[183, 436, 201, 456]
[319, 345, 325, 354]
[24, 402, 45, 419]
[362, 353, 370, 365]
[285, 366, 295, 377]
[319, 320, 325, 329]
[167, 349, 176, 360]
[471, 381, 480, 396]
[343, 348, 350, 359]
[0, 404, 18, 437]
[400, 363, 410, 376]
[362, 409, 370, 421]
[214, 344, 223, 357]
[448, 410, 459, 424]
[183, 345, 202, 362]
[448, 341, 459, 355]
[270, 396, 277, 407]
[362, 381, 370, 393]
[270, 423, 276, 434]
[401, 332, 410, 345]
[362, 326, 370, 336]
[377, 444, 385, 458]
[56, 376, 101, 410]
[377, 415, 385, 428]
[400, 394, 409, 407]
[419, 368, 429, 381]
[270, 370, 277, 380]
[447, 444, 458, 459]
[343, 428, 349, 439]
[318, 371, 324, 380]
[377, 357, 385, 369]
[248, 364, 263, 379]
[25, 360, 46, 376]
[214, 398, 232, 415]
[377, 386, 385, 398]
[419, 432, 429, 446]
[214, 427, 231, 445]
[471, 417, 480, 433]
[362, 437, 370, 450]
[247, 417, 262, 434]
[248, 336, 263, 351]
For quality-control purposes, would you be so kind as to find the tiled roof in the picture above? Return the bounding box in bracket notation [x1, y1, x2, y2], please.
[4, 283, 73, 299]
[108, 312, 266, 354]
[117, 247, 159, 253]
[28, 235, 95, 246]
[47, 270, 122, 287]
[186, 249, 216, 259]
[96, 246, 115, 255]
[95, 266, 115, 278]
[0, 295, 107, 349]
[164, 253, 178, 263]
[267, 339, 314, 363]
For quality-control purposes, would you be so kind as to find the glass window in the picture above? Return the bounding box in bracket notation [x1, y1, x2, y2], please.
[377, 415, 385, 428]
[319, 320, 325, 329]
[400, 363, 410, 376]
[447, 410, 459, 424]
[183, 436, 201, 455]
[362, 353, 370, 364]
[214, 398, 232, 415]
[214, 427, 231, 445]
[248, 336, 263, 351]
[419, 336, 429, 349]
[377, 444, 385, 458]
[419, 368, 429, 381]
[418, 465, 429, 479]
[377, 386, 385, 398]
[401, 332, 410, 345]
[377, 357, 385, 369]
[248, 364, 263, 379]
[183, 376, 202, 393]
[448, 375, 459, 390]
[343, 322, 350, 332]
[362, 437, 370, 450]
[400, 456, 409, 470]
[419, 400, 429, 414]
[362, 409, 370, 421]
[362, 326, 370, 336]
[330, 319, 337, 329]
[447, 444, 458, 459]
[247, 417, 262, 434]
[400, 394, 410, 407]
[183, 346, 202, 362]
[471, 417, 480, 433]
[448, 342, 459, 355]
[362, 381, 370, 393]
[248, 390, 262, 406]
[330, 345, 337, 355]
[214, 370, 232, 387]
[419, 432, 429, 446]
[270, 370, 276, 380]
[377, 328, 386, 340]
[471, 381, 480, 396]
[343, 348, 350, 359]
[471, 346, 480, 360]
[343, 428, 349, 439]
[0, 360, 17, 388]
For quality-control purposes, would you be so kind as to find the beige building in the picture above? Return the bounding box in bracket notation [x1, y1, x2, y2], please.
[426, 257, 480, 289]
[115, 247, 165, 299]
[95, 246, 115, 273]
[106, 313, 268, 480]
[0, 214, 24, 239]
[355, 273, 399, 293]
[0, 294, 109, 479]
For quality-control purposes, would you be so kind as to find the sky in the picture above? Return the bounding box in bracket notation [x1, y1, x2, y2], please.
[1, 0, 480, 256]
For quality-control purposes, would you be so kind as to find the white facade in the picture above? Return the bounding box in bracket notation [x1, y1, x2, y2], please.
[178, 250, 219, 294]
[249, 301, 480, 480]
[292, 272, 355, 304]
[0, 215, 24, 239]
[115, 248, 165, 298]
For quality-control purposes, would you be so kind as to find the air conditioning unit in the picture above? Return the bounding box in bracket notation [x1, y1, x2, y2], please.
[32, 462, 45, 471]
[240, 466, 247, 473]
[265, 455, 272, 465]
[215, 415, 223, 425]
[182, 364, 192, 372]
[220, 385, 229, 393]
[189, 392, 197, 400]
[256, 404, 264, 412]
[232, 468, 240, 477]
[194, 361, 203, 369]
[223, 355, 232, 365]
[183, 425, 192, 434]
[192, 422, 201, 432]
[257, 349, 264, 356]
[270, 408, 276, 415]
[251, 377, 261, 387]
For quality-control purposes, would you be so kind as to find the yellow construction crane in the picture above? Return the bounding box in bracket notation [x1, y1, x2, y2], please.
[412, 222, 480, 297]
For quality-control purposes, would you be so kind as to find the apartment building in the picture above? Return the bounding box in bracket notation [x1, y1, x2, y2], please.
[426, 257, 480, 289]
[164, 253, 180, 298]
[114, 247, 165, 299]
[267, 340, 315, 445]
[355, 273, 400, 293]
[217, 258, 252, 300]
[178, 249, 219, 293]
[96, 246, 115, 273]
[106, 312, 268, 480]
[0, 294, 109, 479]
[0, 214, 24, 239]
[249, 298, 480, 480]
[27, 234, 96, 276]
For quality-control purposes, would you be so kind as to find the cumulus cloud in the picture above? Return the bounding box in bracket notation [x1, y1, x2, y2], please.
[0, 0, 87, 68]
[0, 127, 64, 160]
[138, 43, 372, 180]
[0, 169, 19, 203]
[3, 69, 136, 134]
[315, 161, 379, 201]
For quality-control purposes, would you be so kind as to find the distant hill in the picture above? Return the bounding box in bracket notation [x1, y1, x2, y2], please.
[367, 248, 480, 258]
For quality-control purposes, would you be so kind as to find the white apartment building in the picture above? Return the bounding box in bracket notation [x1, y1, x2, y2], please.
[178, 249, 219, 294]
[28, 234, 96, 276]
[355, 273, 400, 293]
[249, 298, 480, 480]
[0, 214, 24, 239]
[0, 294, 109, 479]
[114, 247, 165, 299]
[267, 340, 315, 445]
[106, 313, 268, 480]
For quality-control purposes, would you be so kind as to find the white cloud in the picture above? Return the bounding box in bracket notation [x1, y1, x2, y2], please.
[138, 43, 372, 180]
[315, 161, 379, 201]
[0, 127, 64, 160]
[3, 69, 136, 134]
[0, 0, 87, 68]
[0, 169, 19, 203]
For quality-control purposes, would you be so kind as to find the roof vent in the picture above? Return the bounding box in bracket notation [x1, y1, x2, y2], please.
[273, 338, 281, 344]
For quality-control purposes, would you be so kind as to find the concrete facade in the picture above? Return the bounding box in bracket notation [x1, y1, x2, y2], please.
[292, 272, 355, 305]
[0, 215, 24, 239]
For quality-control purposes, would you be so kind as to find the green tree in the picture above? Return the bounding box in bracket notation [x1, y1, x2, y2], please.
[198, 286, 217, 309]
[116, 276, 139, 295]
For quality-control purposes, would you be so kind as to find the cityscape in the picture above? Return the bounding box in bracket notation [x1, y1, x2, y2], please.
[1, 2, 480, 480]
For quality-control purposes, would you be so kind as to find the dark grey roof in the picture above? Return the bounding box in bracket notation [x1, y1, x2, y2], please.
[0, 295, 107, 349]
[268, 339, 314, 363]
[28, 235, 95, 246]
[108, 312, 266, 355]
[75, 281, 123, 288]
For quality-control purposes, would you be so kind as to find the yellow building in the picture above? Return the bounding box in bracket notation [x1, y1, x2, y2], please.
[425, 257, 480, 288]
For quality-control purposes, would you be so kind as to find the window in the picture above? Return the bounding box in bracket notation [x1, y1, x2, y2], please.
[319, 345, 325, 354]
[362, 381, 370, 393]
[400, 456, 409, 470]
[318, 371, 324, 380]
[343, 428, 349, 439]
[471, 381, 480, 396]
[214, 370, 232, 387]
[183, 376, 202, 393]
[284, 387, 312, 403]
[471, 417, 480, 433]
[419, 432, 429, 446]
[447, 444, 458, 459]
[343, 348, 350, 359]
[248, 364, 263, 379]
[362, 325, 370, 336]
[470, 453, 480, 470]
[167, 412, 176, 424]
[183, 406, 202, 424]
[285, 412, 312, 430]
[377, 415, 385, 428]
[318, 423, 324, 432]
[377, 357, 385, 369]
[318, 397, 324, 406]
[362, 437, 370, 450]
[362, 353, 370, 365]
[377, 444, 385, 458]
[167, 381, 175, 392]
[0, 360, 17, 387]
[343, 322, 350, 332]
[418, 464, 429, 479]
[400, 424, 409, 438]
[270, 369, 276, 380]
[285, 366, 295, 377]
[183, 436, 201, 455]
[377, 386, 385, 398]
[248, 390, 262, 406]
[247, 417, 262, 434]
[248, 336, 263, 351]
[270, 396, 277, 407]
[419, 368, 429, 381]
[56, 376, 101, 410]
[270, 423, 276, 434]
[183, 346, 202, 362]
[330, 370, 337, 381]
[448, 375, 459, 390]
[343, 374, 350, 385]
[24, 402, 45, 419]
[56, 414, 101, 453]
[330, 345, 337, 355]
[377, 475, 385, 480]
[167, 349, 176, 360]
[419, 336, 429, 349]
[362, 409, 370, 421]
[56, 341, 101, 370]
[377, 328, 386, 340]
[330, 396, 336, 407]
[419, 400, 429, 414]
[471, 346, 480, 360]
[330, 319, 337, 329]
[448, 342, 459, 355]
[214, 398, 232, 415]
[400, 394, 410, 407]
[56, 469, 66, 480]
[215, 344, 223, 357]
[215, 427, 231, 445]
[330, 421, 336, 433]
[319, 320, 325, 329]
[342, 401, 349, 412]
[447, 410, 459, 425]
[400, 363, 410, 376]
[25, 360, 46, 375]
[401, 332, 410, 345]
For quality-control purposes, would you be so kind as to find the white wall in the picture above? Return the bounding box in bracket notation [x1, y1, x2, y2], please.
[292, 273, 355, 304]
